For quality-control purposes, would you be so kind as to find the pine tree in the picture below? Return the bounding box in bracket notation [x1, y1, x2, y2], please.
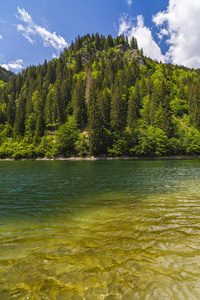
[107, 35, 114, 48]
[161, 95, 173, 137]
[150, 86, 158, 126]
[127, 92, 138, 130]
[35, 113, 45, 137]
[95, 33, 100, 50]
[130, 37, 138, 49]
[7, 92, 16, 126]
[72, 78, 87, 129]
[14, 95, 26, 138]
[110, 85, 126, 131]
[44, 87, 61, 127]
[134, 79, 141, 116]
[46, 61, 56, 85]
[188, 83, 199, 123]
[140, 77, 148, 103]
[88, 98, 104, 155]
[74, 54, 83, 74]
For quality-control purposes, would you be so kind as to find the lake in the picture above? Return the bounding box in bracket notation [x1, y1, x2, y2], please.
[1, 159, 200, 299]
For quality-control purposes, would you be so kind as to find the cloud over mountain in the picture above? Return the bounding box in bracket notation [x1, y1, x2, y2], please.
[1, 59, 24, 71]
[16, 7, 68, 51]
[118, 14, 165, 62]
[119, 0, 200, 68]
[153, 0, 200, 68]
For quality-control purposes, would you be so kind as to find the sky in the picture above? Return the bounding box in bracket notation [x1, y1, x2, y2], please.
[1, 0, 200, 73]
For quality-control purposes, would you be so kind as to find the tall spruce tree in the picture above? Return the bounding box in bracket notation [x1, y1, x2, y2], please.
[88, 98, 104, 155]
[110, 85, 126, 131]
[14, 95, 26, 138]
[72, 78, 87, 129]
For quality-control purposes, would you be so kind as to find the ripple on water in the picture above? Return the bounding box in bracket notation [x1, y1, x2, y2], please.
[1, 160, 200, 299]
[0, 192, 200, 299]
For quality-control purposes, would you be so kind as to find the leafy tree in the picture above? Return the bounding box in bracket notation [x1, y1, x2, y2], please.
[135, 126, 169, 156]
[55, 116, 78, 156]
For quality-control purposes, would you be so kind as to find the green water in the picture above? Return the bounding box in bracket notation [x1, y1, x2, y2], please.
[1, 160, 200, 299]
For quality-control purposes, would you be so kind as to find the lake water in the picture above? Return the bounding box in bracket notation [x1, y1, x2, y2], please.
[1, 159, 200, 299]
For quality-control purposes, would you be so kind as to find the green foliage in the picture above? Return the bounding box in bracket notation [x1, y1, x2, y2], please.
[134, 126, 169, 156]
[130, 37, 138, 49]
[108, 131, 130, 156]
[170, 97, 188, 117]
[1, 33, 200, 158]
[0, 67, 14, 82]
[110, 86, 127, 131]
[72, 76, 87, 128]
[37, 135, 56, 157]
[0, 123, 13, 145]
[75, 133, 90, 157]
[55, 116, 79, 156]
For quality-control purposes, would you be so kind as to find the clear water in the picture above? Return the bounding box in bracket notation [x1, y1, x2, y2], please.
[1, 160, 200, 299]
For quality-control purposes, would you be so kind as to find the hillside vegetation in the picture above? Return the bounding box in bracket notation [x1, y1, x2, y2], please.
[0, 33, 200, 159]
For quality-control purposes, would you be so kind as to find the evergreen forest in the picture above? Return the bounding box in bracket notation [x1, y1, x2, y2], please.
[1, 33, 200, 159]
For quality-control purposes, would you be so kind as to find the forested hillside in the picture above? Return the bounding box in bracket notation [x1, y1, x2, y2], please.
[0, 66, 14, 83]
[0, 33, 200, 159]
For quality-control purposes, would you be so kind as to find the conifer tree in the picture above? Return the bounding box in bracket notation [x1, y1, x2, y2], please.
[35, 113, 45, 137]
[72, 78, 87, 129]
[74, 54, 83, 74]
[127, 91, 138, 130]
[14, 95, 26, 138]
[46, 61, 56, 85]
[193, 105, 200, 130]
[130, 37, 138, 49]
[110, 85, 126, 131]
[140, 77, 148, 102]
[44, 87, 61, 127]
[107, 35, 114, 48]
[88, 98, 104, 155]
[134, 79, 141, 116]
[7, 91, 16, 126]
[161, 95, 173, 137]
[16, 73, 23, 95]
[150, 86, 158, 126]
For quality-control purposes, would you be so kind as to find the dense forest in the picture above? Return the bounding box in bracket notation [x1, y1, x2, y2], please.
[1, 33, 200, 159]
[0, 66, 14, 83]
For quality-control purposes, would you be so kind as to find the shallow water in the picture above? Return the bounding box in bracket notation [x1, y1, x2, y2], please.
[1, 160, 200, 299]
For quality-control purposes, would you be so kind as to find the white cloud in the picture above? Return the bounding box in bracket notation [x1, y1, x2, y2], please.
[1, 59, 24, 71]
[157, 28, 169, 41]
[126, 0, 132, 7]
[0, 35, 2, 40]
[16, 7, 68, 51]
[52, 53, 59, 59]
[118, 14, 165, 62]
[153, 0, 200, 68]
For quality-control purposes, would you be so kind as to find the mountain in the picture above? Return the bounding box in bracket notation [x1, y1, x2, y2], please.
[0, 33, 200, 159]
[0, 66, 15, 82]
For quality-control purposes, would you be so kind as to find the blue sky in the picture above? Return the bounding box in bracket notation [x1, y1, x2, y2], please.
[1, 0, 200, 72]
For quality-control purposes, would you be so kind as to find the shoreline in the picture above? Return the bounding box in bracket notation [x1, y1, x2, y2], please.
[0, 155, 200, 161]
